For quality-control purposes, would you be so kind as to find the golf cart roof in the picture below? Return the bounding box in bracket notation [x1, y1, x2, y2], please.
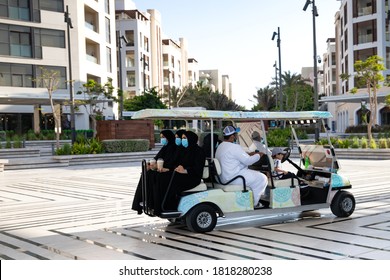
[132, 109, 332, 121]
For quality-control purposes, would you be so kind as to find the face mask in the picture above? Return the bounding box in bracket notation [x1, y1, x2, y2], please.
[175, 138, 182, 146]
[182, 138, 189, 148]
[160, 138, 168, 146]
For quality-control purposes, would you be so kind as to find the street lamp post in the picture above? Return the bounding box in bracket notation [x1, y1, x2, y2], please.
[272, 27, 282, 111]
[273, 61, 278, 108]
[303, 0, 320, 141]
[64, 5, 76, 144]
[117, 32, 127, 120]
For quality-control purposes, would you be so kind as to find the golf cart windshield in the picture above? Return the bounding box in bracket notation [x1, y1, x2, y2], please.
[300, 144, 339, 171]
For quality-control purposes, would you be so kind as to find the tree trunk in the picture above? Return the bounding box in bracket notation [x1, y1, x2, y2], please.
[90, 115, 97, 138]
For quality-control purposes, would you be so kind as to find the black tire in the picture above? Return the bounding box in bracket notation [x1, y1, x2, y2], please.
[330, 191, 355, 217]
[185, 204, 217, 233]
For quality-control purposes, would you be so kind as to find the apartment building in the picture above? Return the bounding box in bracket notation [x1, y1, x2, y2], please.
[188, 58, 199, 87]
[322, 0, 390, 132]
[0, 0, 118, 134]
[115, 0, 195, 109]
[115, 0, 153, 98]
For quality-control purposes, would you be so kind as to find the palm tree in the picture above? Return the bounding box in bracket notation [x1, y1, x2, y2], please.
[251, 86, 276, 111]
[282, 71, 315, 111]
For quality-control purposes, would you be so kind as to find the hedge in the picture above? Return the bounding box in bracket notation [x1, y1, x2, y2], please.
[102, 139, 149, 153]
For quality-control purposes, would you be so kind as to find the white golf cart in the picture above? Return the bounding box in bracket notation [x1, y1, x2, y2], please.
[132, 109, 355, 233]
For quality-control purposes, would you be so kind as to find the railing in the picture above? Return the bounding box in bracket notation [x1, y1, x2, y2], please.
[86, 54, 98, 64]
[358, 34, 373, 44]
[357, 6, 372, 17]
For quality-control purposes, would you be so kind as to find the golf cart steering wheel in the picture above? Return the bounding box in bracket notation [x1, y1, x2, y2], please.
[281, 147, 291, 163]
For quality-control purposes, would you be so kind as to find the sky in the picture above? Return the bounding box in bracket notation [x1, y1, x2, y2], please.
[134, 0, 343, 109]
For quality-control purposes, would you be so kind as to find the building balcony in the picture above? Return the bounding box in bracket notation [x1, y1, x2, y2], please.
[357, 34, 373, 44]
[358, 6, 372, 17]
[85, 21, 97, 32]
[86, 53, 98, 64]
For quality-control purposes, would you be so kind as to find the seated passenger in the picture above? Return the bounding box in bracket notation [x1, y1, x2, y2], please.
[162, 130, 206, 210]
[215, 125, 268, 208]
[271, 147, 297, 180]
[202, 133, 221, 158]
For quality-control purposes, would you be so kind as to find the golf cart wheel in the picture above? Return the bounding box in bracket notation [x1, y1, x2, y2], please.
[330, 191, 355, 217]
[186, 204, 217, 233]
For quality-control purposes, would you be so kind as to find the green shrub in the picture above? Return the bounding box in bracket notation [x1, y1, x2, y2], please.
[12, 135, 23, 148]
[0, 131, 6, 141]
[361, 137, 368, 148]
[337, 139, 351, 149]
[351, 137, 360, 148]
[378, 138, 388, 149]
[71, 142, 91, 154]
[88, 138, 103, 154]
[55, 143, 72, 155]
[369, 139, 377, 149]
[346, 124, 390, 133]
[5, 138, 12, 148]
[154, 132, 161, 143]
[102, 139, 149, 153]
[267, 128, 292, 147]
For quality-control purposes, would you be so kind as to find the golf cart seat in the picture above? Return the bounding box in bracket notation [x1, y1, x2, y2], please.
[211, 158, 249, 192]
[271, 178, 300, 188]
[182, 160, 209, 193]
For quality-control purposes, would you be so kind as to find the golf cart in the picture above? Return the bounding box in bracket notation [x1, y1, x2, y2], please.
[132, 109, 355, 233]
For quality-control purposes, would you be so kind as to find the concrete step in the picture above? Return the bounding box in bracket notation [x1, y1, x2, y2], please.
[4, 150, 159, 170]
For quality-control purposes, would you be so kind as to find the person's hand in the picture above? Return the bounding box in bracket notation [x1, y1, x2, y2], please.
[158, 168, 169, 173]
[175, 165, 187, 174]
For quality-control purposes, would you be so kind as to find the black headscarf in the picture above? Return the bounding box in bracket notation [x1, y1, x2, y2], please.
[154, 130, 176, 169]
[175, 129, 186, 139]
[160, 129, 175, 144]
[184, 130, 198, 147]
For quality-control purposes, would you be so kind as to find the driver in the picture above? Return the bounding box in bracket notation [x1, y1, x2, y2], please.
[215, 125, 268, 208]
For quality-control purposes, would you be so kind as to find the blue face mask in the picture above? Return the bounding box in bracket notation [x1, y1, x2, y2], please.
[182, 138, 189, 148]
[160, 138, 168, 146]
[175, 138, 182, 146]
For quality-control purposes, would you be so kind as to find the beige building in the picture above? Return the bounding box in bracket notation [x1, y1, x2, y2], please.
[0, 0, 118, 133]
[322, 0, 390, 132]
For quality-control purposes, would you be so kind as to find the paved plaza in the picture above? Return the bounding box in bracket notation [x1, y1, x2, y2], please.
[1, 159, 390, 260]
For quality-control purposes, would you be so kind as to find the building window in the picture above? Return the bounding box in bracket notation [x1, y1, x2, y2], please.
[39, 28, 65, 48]
[125, 30, 134, 46]
[126, 50, 135, 67]
[163, 53, 168, 67]
[0, 62, 32, 87]
[144, 36, 149, 52]
[9, 0, 30, 21]
[105, 0, 110, 14]
[105, 17, 111, 43]
[10, 30, 32, 57]
[126, 71, 136, 87]
[35, 66, 67, 89]
[106, 47, 112, 73]
[40, 0, 64, 13]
